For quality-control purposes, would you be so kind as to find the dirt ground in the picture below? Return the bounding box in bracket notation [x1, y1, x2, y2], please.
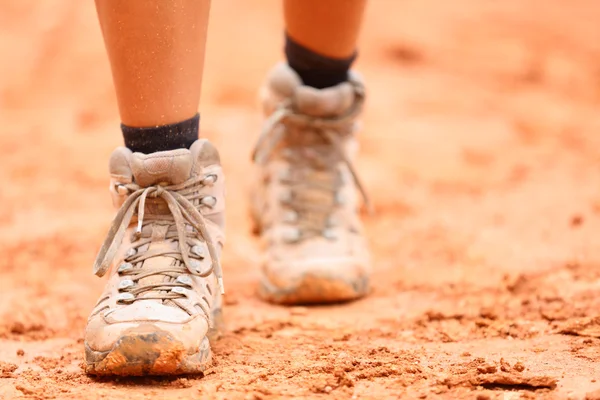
[2, 0, 600, 399]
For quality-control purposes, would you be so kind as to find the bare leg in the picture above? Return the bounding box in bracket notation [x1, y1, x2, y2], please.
[284, 0, 367, 59]
[95, 0, 210, 127]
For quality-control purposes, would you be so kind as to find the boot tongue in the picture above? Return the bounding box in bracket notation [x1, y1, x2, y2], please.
[128, 149, 192, 302]
[126, 141, 221, 305]
[136, 224, 178, 303]
[130, 148, 193, 187]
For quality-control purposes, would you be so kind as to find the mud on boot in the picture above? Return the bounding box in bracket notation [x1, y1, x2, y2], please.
[85, 139, 226, 376]
[252, 63, 372, 305]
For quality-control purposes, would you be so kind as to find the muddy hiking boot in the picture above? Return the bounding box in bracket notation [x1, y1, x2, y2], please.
[85, 139, 225, 376]
[252, 63, 372, 304]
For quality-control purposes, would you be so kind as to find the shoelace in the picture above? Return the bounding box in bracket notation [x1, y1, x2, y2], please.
[93, 175, 225, 303]
[252, 79, 372, 240]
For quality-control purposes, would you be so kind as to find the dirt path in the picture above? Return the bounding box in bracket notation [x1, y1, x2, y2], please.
[2, 1, 600, 399]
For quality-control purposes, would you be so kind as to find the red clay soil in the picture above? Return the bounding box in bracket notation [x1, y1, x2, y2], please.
[2, 1, 600, 399]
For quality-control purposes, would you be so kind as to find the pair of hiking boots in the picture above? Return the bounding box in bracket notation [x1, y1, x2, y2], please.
[84, 64, 371, 375]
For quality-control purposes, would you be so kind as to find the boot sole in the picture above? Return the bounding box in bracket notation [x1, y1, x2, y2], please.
[259, 273, 369, 305]
[85, 309, 223, 376]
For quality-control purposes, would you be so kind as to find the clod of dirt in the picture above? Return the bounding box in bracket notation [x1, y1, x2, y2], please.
[571, 214, 584, 227]
[15, 384, 37, 396]
[479, 307, 498, 320]
[0, 319, 53, 341]
[0, 361, 18, 378]
[440, 363, 557, 391]
[333, 332, 352, 342]
[513, 362, 526, 372]
[478, 373, 556, 390]
[16, 349, 25, 356]
[424, 310, 465, 322]
[386, 43, 425, 65]
[172, 378, 193, 388]
[477, 364, 497, 374]
[557, 317, 600, 338]
[334, 369, 354, 388]
[33, 356, 61, 371]
[310, 367, 356, 394]
[504, 272, 548, 295]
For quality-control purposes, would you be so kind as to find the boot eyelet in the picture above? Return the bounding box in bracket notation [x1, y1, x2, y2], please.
[202, 174, 217, 186]
[176, 275, 193, 286]
[322, 229, 337, 241]
[283, 228, 301, 243]
[279, 191, 292, 204]
[125, 248, 137, 258]
[171, 287, 187, 295]
[283, 210, 298, 223]
[335, 192, 346, 206]
[118, 279, 135, 290]
[116, 184, 129, 196]
[116, 292, 135, 304]
[200, 196, 217, 208]
[278, 169, 291, 182]
[190, 259, 206, 274]
[117, 262, 133, 274]
[191, 245, 205, 258]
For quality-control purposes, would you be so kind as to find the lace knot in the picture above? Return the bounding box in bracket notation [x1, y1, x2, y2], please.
[153, 185, 165, 197]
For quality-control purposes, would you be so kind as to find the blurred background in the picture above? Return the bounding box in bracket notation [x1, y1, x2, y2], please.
[2, 1, 600, 398]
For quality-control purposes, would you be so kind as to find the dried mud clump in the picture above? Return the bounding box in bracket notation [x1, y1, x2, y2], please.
[0, 361, 18, 378]
[439, 358, 556, 393]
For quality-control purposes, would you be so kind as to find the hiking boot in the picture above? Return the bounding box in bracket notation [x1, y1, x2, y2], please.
[252, 63, 371, 304]
[84, 139, 226, 376]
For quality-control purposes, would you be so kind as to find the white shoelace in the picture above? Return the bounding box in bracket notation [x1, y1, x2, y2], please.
[93, 175, 225, 302]
[251, 79, 372, 240]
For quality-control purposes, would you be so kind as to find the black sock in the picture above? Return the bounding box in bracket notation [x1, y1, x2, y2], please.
[121, 113, 199, 154]
[285, 34, 356, 89]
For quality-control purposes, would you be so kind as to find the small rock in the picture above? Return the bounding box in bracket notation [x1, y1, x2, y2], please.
[571, 215, 583, 227]
[477, 364, 497, 374]
[513, 361, 525, 372]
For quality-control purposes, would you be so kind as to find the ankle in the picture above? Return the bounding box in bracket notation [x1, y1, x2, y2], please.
[285, 34, 356, 90]
[121, 113, 200, 154]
